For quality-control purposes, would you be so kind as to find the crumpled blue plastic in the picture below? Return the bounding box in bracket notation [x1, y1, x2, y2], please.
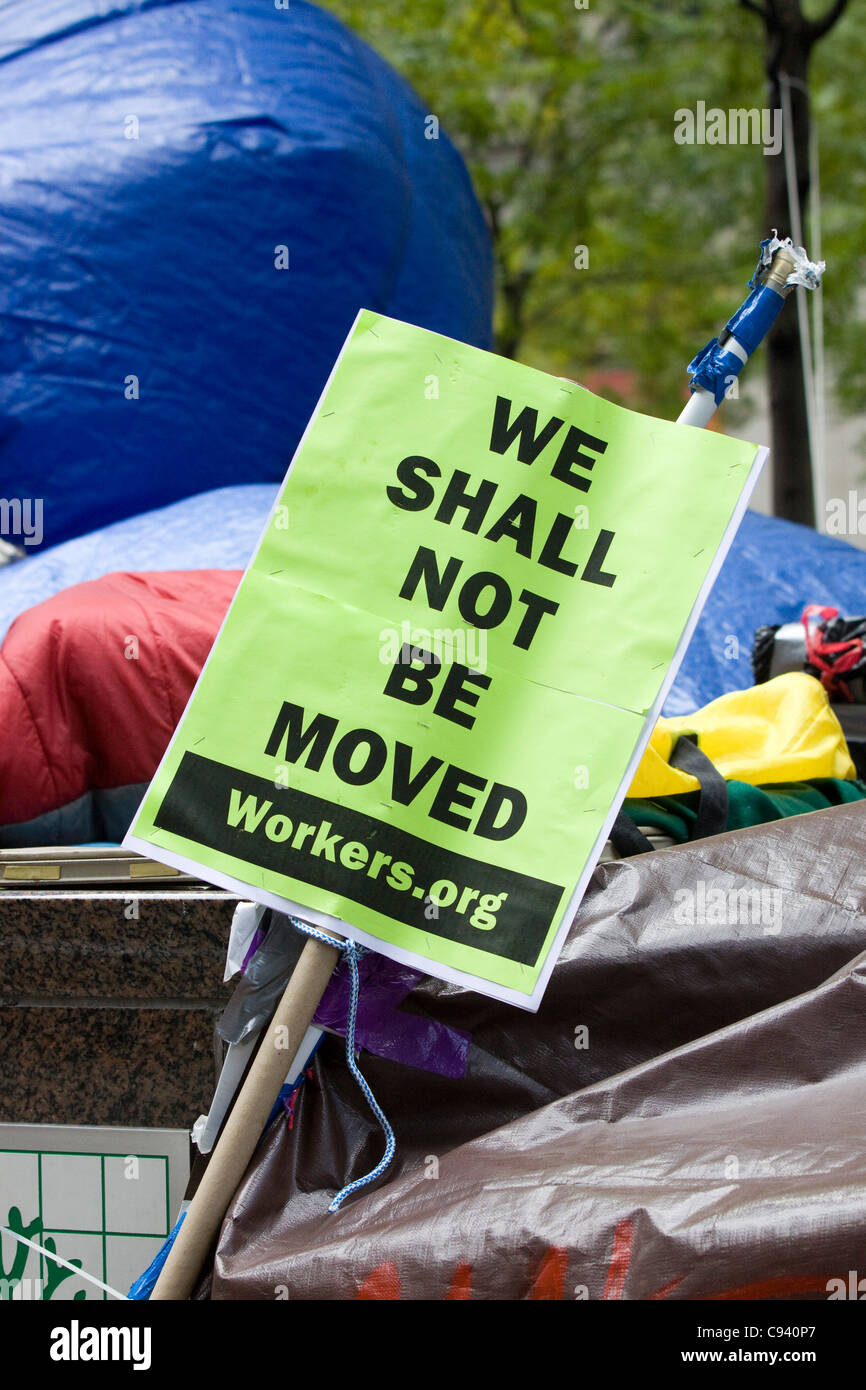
[688, 284, 786, 404]
[0, 0, 493, 549]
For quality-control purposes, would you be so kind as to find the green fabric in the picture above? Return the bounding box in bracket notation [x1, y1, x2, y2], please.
[624, 777, 866, 844]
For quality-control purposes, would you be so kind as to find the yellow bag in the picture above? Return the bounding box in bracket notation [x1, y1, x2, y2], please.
[628, 672, 855, 800]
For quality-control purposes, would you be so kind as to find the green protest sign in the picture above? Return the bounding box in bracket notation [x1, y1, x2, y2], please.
[126, 310, 765, 1009]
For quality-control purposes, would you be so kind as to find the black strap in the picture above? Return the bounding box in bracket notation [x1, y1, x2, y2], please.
[609, 810, 654, 857]
[669, 733, 729, 839]
[611, 734, 729, 858]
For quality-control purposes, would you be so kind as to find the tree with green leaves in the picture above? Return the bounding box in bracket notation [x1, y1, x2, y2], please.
[330, 0, 863, 524]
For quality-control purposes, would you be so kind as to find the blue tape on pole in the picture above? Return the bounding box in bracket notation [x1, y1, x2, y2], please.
[688, 281, 786, 404]
[749, 235, 779, 289]
[724, 283, 786, 356]
[687, 340, 749, 406]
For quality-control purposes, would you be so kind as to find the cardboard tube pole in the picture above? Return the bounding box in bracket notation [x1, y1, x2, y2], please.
[150, 930, 342, 1301]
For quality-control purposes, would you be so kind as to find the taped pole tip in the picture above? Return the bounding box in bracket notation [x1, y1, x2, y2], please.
[679, 232, 826, 429]
[754, 231, 825, 294]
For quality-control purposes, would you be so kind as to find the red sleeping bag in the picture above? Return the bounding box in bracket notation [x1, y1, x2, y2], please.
[0, 571, 240, 845]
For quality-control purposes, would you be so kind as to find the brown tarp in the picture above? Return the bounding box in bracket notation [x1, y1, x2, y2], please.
[205, 801, 866, 1300]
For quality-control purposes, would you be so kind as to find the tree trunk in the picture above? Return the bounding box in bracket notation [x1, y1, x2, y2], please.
[496, 266, 533, 360]
[746, 0, 849, 525]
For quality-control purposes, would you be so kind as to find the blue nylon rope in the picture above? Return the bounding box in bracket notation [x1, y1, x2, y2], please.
[289, 917, 396, 1211]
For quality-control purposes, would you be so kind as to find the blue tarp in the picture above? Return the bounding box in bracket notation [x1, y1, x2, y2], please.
[664, 510, 866, 714]
[0, 0, 493, 549]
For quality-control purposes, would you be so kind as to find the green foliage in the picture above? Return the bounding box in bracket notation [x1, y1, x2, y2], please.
[328, 0, 864, 425]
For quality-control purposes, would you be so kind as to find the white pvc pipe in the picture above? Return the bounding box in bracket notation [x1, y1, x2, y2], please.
[677, 385, 717, 428]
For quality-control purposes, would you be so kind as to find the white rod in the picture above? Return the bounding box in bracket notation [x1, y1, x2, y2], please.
[677, 385, 717, 428]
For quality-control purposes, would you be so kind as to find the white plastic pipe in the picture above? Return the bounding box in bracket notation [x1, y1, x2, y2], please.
[677, 385, 717, 428]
